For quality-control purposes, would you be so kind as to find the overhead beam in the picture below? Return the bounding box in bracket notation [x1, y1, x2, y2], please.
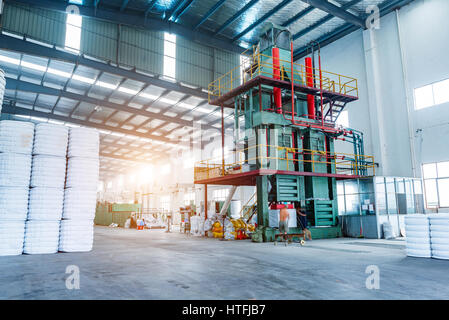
[232, 0, 293, 42]
[4, 77, 219, 131]
[167, 0, 189, 21]
[144, 0, 158, 18]
[0, 33, 208, 99]
[1, 103, 177, 143]
[120, 0, 130, 12]
[193, 0, 227, 30]
[299, 0, 365, 28]
[292, 0, 363, 41]
[213, 0, 259, 36]
[293, 0, 415, 60]
[173, 0, 195, 22]
[281, 5, 315, 27]
[6, 0, 246, 54]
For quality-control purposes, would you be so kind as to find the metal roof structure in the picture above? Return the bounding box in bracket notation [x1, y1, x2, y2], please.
[6, 0, 415, 59]
[0, 0, 415, 181]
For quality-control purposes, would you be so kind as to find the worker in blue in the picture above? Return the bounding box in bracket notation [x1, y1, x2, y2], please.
[295, 202, 312, 240]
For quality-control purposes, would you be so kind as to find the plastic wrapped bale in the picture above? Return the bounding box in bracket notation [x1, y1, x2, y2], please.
[33, 123, 68, 157]
[23, 220, 60, 254]
[0, 120, 35, 154]
[28, 187, 64, 220]
[224, 219, 236, 240]
[429, 214, 449, 260]
[0, 187, 29, 221]
[30, 155, 67, 188]
[65, 157, 99, 188]
[0, 220, 25, 256]
[62, 188, 97, 220]
[59, 220, 94, 252]
[0, 153, 32, 187]
[0, 69, 5, 114]
[68, 127, 99, 158]
[405, 214, 431, 258]
[204, 219, 213, 232]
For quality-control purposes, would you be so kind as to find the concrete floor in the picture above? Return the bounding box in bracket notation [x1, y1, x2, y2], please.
[1, 226, 448, 300]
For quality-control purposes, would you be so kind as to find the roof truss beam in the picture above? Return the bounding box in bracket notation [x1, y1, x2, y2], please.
[0, 33, 209, 99]
[193, 0, 227, 30]
[4, 77, 219, 132]
[298, 0, 365, 28]
[6, 0, 246, 54]
[213, 0, 259, 36]
[292, 0, 363, 41]
[293, 0, 415, 60]
[232, 0, 293, 42]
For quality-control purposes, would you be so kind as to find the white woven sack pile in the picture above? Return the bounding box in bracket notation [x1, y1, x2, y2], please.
[429, 214, 449, 260]
[0, 69, 5, 114]
[0, 120, 34, 256]
[23, 220, 60, 254]
[0, 220, 26, 256]
[28, 188, 64, 220]
[25, 123, 68, 254]
[404, 214, 431, 258]
[61, 127, 99, 252]
[33, 123, 69, 157]
[30, 155, 66, 188]
[59, 220, 94, 252]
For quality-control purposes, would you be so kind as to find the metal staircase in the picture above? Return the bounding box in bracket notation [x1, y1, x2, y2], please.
[324, 100, 347, 123]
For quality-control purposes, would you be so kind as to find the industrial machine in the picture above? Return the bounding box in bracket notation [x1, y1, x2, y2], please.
[194, 23, 375, 241]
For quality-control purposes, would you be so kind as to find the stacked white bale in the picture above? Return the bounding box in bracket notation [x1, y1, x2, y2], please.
[429, 214, 449, 260]
[24, 123, 68, 254]
[60, 127, 99, 252]
[0, 120, 34, 256]
[0, 68, 5, 114]
[404, 215, 431, 258]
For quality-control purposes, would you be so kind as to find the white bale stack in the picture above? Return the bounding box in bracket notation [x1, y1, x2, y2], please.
[0, 120, 34, 256]
[404, 215, 431, 258]
[429, 215, 449, 260]
[59, 220, 94, 252]
[0, 68, 5, 114]
[24, 123, 68, 254]
[23, 220, 60, 254]
[60, 127, 99, 252]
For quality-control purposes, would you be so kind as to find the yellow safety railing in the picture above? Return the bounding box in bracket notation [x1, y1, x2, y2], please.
[194, 144, 374, 181]
[208, 48, 358, 103]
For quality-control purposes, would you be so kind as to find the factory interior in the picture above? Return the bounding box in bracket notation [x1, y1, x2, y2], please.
[0, 0, 449, 302]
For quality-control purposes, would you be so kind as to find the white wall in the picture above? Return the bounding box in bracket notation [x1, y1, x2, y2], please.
[297, 0, 449, 178]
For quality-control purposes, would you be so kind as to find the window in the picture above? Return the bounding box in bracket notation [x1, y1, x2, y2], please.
[414, 78, 449, 110]
[163, 32, 176, 80]
[423, 161, 449, 208]
[336, 110, 349, 127]
[65, 13, 82, 53]
[213, 189, 229, 201]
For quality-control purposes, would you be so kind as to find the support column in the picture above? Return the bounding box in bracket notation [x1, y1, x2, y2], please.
[256, 175, 269, 228]
[204, 184, 208, 219]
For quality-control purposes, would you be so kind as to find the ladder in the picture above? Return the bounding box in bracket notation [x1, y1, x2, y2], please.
[324, 100, 347, 123]
[240, 192, 257, 223]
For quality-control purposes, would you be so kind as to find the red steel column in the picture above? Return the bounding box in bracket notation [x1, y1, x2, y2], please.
[272, 47, 282, 114]
[305, 57, 315, 119]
